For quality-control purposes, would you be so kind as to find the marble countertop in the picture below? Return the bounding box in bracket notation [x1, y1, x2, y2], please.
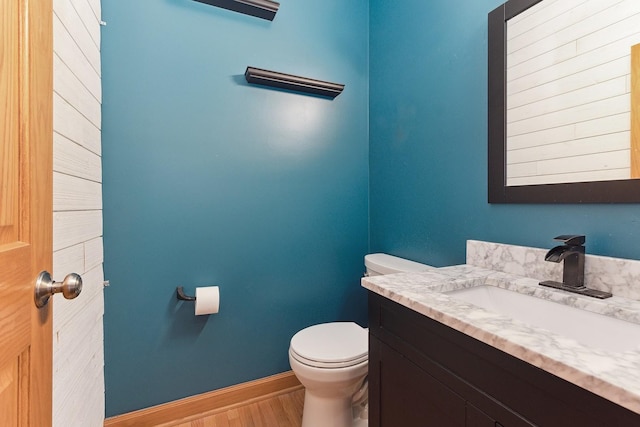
[362, 265, 640, 414]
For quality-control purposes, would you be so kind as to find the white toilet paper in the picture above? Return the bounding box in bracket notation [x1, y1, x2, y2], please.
[195, 286, 220, 315]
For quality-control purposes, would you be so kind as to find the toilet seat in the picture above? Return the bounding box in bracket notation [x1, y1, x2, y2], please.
[290, 322, 368, 369]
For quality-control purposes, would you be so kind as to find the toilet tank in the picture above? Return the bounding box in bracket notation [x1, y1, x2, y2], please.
[364, 253, 434, 276]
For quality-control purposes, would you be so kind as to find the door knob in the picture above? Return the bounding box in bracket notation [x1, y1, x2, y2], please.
[34, 271, 83, 308]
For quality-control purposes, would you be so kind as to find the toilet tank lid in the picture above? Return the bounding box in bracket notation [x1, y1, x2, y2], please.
[365, 253, 433, 274]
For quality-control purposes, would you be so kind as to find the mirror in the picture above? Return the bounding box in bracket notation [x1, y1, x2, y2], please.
[488, 0, 640, 203]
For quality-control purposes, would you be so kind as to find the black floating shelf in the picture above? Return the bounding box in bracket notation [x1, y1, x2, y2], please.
[194, 0, 279, 21]
[244, 67, 345, 99]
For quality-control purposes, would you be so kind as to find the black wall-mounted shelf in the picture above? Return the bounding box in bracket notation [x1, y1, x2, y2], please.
[244, 67, 345, 98]
[194, 0, 279, 21]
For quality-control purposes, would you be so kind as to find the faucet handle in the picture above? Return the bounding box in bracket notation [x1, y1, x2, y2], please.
[553, 235, 585, 246]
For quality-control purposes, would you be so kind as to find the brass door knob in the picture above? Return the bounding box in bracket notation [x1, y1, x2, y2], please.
[34, 271, 83, 308]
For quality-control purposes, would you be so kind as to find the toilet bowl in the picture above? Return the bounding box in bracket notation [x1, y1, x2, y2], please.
[289, 253, 433, 427]
[289, 322, 368, 427]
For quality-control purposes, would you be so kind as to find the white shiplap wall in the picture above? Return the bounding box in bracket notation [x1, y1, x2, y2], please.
[506, 0, 640, 186]
[52, 0, 104, 426]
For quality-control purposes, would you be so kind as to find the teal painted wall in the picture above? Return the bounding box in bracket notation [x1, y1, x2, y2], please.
[103, 0, 640, 418]
[102, 0, 369, 416]
[370, 0, 640, 266]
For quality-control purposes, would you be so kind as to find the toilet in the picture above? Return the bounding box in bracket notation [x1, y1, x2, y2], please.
[289, 253, 433, 427]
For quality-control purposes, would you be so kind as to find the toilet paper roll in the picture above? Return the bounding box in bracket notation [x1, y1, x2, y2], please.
[195, 286, 220, 315]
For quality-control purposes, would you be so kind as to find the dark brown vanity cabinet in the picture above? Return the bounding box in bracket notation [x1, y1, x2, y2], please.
[368, 293, 640, 427]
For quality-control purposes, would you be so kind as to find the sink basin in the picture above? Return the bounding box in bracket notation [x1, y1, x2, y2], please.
[445, 285, 640, 353]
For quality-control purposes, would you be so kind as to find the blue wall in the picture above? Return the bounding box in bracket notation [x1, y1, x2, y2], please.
[102, 0, 369, 416]
[103, 0, 640, 418]
[370, 0, 640, 267]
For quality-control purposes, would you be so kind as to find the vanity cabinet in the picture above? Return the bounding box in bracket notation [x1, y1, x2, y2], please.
[368, 292, 640, 427]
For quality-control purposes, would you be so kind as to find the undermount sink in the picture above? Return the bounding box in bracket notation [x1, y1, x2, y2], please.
[445, 285, 640, 353]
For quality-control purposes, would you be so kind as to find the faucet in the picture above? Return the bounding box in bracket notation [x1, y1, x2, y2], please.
[539, 235, 612, 299]
[544, 235, 585, 288]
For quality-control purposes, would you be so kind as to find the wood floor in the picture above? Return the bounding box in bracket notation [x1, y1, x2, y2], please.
[170, 388, 304, 427]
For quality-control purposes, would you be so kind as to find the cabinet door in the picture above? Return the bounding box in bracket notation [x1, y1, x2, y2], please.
[466, 403, 497, 427]
[372, 336, 466, 427]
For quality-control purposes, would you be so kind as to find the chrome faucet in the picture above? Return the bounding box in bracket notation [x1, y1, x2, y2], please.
[539, 235, 612, 299]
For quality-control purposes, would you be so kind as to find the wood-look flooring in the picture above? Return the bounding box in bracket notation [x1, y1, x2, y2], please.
[171, 388, 304, 427]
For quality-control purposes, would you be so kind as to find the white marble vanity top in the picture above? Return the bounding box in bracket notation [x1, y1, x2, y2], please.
[362, 264, 640, 415]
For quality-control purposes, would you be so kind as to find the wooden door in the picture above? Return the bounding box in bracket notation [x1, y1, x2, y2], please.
[0, 0, 53, 425]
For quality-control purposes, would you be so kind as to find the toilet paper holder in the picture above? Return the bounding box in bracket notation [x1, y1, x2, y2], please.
[176, 286, 196, 301]
[177, 285, 220, 315]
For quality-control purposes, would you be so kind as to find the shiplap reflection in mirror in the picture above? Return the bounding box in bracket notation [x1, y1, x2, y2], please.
[506, 0, 640, 186]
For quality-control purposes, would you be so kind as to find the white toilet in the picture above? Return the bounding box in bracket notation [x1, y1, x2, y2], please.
[289, 253, 433, 427]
